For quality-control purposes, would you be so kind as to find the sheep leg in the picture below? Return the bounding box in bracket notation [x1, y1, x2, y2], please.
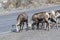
[26, 20, 28, 31]
[36, 23, 39, 30]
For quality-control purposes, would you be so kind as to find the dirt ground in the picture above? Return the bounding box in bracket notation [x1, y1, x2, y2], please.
[0, 27, 60, 40]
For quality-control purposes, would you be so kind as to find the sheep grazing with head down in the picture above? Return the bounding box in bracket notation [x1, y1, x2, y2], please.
[16, 12, 28, 32]
[31, 12, 50, 30]
[55, 10, 60, 28]
[48, 10, 57, 29]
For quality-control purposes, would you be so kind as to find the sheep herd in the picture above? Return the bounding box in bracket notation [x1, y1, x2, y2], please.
[14, 10, 60, 32]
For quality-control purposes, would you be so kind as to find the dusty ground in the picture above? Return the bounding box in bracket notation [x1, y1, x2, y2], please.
[0, 28, 60, 40]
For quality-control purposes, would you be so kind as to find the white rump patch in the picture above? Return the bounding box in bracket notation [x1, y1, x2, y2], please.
[28, 21, 33, 28]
